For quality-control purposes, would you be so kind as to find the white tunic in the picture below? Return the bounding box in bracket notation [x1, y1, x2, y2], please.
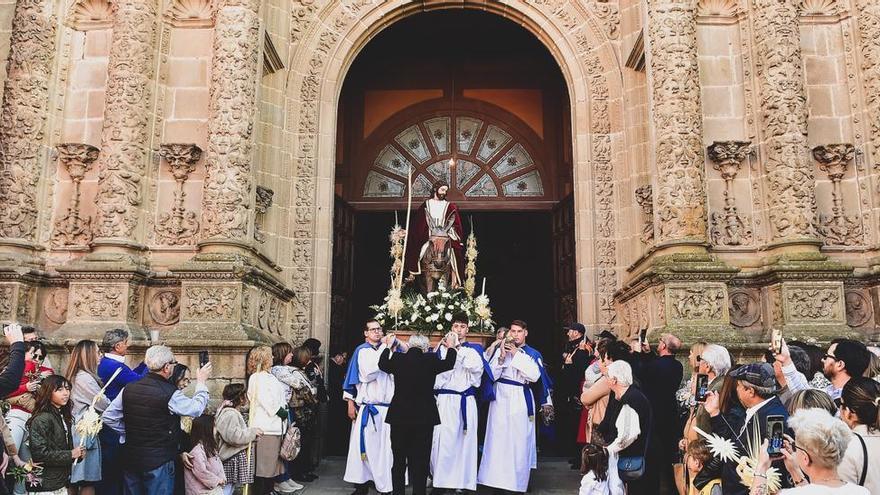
[477, 349, 541, 492]
[430, 345, 484, 490]
[606, 403, 641, 495]
[343, 344, 396, 493]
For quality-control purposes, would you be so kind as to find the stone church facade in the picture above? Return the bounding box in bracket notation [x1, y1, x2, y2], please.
[0, 0, 878, 372]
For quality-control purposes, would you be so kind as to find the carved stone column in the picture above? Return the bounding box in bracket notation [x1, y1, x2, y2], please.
[0, 0, 57, 247]
[813, 144, 862, 246]
[92, 0, 158, 249]
[635, 185, 654, 244]
[52, 144, 100, 248]
[752, 0, 818, 249]
[155, 144, 202, 246]
[254, 186, 273, 244]
[199, 0, 261, 248]
[854, 1, 880, 243]
[646, 0, 708, 248]
[708, 141, 753, 246]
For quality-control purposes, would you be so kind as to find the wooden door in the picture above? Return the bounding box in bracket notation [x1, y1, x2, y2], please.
[552, 194, 577, 326]
[330, 196, 355, 351]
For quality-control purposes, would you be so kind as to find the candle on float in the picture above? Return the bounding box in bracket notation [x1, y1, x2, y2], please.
[481, 277, 486, 296]
[395, 210, 399, 227]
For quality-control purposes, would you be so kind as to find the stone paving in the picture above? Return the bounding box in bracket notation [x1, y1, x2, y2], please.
[291, 456, 581, 494]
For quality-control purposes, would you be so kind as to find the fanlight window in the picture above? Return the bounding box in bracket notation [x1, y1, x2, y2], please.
[363, 114, 544, 199]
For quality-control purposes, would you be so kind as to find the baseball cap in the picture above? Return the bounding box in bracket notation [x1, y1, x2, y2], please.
[565, 323, 587, 335]
[730, 363, 777, 389]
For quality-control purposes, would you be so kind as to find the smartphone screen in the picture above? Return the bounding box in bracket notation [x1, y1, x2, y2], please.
[771, 328, 783, 355]
[198, 350, 209, 368]
[766, 415, 785, 457]
[638, 328, 647, 347]
[695, 373, 709, 403]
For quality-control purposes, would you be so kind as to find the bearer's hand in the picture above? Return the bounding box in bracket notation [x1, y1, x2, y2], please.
[196, 362, 213, 384]
[347, 400, 357, 421]
[180, 452, 194, 470]
[3, 323, 23, 345]
[704, 391, 720, 417]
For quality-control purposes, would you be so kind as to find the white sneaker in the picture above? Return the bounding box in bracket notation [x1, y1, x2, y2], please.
[276, 480, 304, 492]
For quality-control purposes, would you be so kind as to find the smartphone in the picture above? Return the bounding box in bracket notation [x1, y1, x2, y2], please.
[771, 328, 783, 355]
[766, 415, 785, 458]
[695, 373, 709, 403]
[638, 328, 647, 347]
[198, 350, 209, 368]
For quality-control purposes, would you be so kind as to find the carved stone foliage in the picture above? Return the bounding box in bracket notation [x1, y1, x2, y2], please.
[587, 0, 620, 40]
[201, 1, 260, 241]
[164, 0, 214, 28]
[254, 186, 273, 243]
[184, 286, 237, 321]
[856, 0, 880, 188]
[729, 289, 761, 328]
[667, 285, 726, 322]
[708, 141, 753, 246]
[94, 0, 158, 241]
[784, 283, 843, 322]
[155, 144, 202, 245]
[0, 0, 57, 242]
[53, 144, 100, 247]
[66, 0, 112, 31]
[812, 144, 863, 246]
[44, 288, 68, 325]
[70, 285, 124, 319]
[635, 184, 655, 244]
[844, 289, 873, 328]
[647, 0, 708, 243]
[149, 290, 180, 326]
[257, 290, 283, 335]
[0, 285, 13, 319]
[752, 0, 815, 242]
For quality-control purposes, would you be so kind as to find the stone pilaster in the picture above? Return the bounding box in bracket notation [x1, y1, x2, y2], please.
[708, 141, 753, 246]
[92, 0, 158, 249]
[812, 144, 862, 246]
[854, 0, 880, 248]
[752, 0, 818, 250]
[646, 0, 708, 248]
[199, 0, 261, 248]
[155, 144, 202, 246]
[52, 144, 100, 248]
[0, 0, 56, 248]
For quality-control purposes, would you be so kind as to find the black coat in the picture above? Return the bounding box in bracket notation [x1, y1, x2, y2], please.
[379, 346, 456, 426]
[638, 354, 683, 457]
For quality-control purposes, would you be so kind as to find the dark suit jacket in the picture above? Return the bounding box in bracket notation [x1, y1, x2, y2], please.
[379, 346, 456, 426]
[638, 354, 683, 457]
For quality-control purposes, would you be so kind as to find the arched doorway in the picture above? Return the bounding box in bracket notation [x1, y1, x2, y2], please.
[330, 10, 575, 366]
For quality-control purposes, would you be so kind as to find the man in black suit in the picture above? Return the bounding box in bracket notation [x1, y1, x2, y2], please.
[379, 332, 457, 495]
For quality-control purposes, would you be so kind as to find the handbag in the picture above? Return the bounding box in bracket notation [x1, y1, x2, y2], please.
[854, 432, 868, 486]
[617, 455, 646, 481]
[280, 422, 302, 461]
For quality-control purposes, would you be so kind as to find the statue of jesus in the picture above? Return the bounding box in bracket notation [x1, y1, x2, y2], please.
[404, 181, 465, 294]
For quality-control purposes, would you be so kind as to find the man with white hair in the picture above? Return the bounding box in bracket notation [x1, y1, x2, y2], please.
[102, 345, 212, 495]
[378, 332, 457, 495]
[604, 360, 652, 495]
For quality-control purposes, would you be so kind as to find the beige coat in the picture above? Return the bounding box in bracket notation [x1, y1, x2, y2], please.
[214, 405, 259, 461]
[839, 424, 880, 494]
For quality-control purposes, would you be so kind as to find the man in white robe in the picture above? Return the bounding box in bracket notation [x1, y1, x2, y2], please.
[343, 319, 407, 495]
[430, 315, 486, 493]
[477, 320, 552, 493]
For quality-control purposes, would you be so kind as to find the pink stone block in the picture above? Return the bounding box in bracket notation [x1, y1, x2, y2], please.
[71, 60, 108, 90]
[84, 30, 111, 58]
[87, 90, 106, 119]
[170, 28, 214, 58]
[172, 88, 209, 119]
[167, 58, 209, 88]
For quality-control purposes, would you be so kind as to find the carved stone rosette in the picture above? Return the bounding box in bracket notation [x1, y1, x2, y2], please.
[0, 0, 57, 243]
[155, 144, 202, 246]
[53, 144, 100, 247]
[254, 186, 273, 243]
[708, 141, 753, 246]
[752, 0, 816, 243]
[200, 0, 261, 242]
[93, 0, 158, 243]
[647, 0, 708, 244]
[812, 144, 863, 246]
[635, 184, 655, 244]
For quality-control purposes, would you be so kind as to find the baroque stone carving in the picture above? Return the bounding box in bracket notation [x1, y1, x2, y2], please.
[254, 186, 273, 244]
[201, 1, 260, 241]
[729, 289, 760, 328]
[812, 144, 862, 246]
[155, 144, 202, 245]
[697, 0, 739, 16]
[753, 0, 815, 242]
[164, 0, 214, 28]
[0, 0, 57, 242]
[647, 0, 708, 243]
[44, 288, 68, 325]
[856, 0, 880, 191]
[53, 144, 100, 247]
[708, 141, 753, 246]
[149, 290, 180, 326]
[185, 286, 236, 321]
[635, 185, 655, 244]
[0, 286, 12, 319]
[70, 285, 123, 319]
[802, 0, 837, 16]
[66, 0, 112, 31]
[93, 0, 158, 241]
[587, 0, 620, 40]
[844, 290, 872, 327]
[668, 286, 725, 321]
[786, 288, 841, 320]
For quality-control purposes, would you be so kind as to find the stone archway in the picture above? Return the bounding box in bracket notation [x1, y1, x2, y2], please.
[281, 0, 624, 347]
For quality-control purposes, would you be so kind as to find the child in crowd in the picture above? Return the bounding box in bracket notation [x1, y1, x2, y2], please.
[685, 439, 722, 495]
[26, 375, 84, 495]
[184, 415, 226, 495]
[214, 384, 261, 495]
[7, 341, 53, 413]
[578, 443, 610, 495]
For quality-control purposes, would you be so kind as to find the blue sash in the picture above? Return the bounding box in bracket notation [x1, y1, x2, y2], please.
[497, 378, 534, 421]
[435, 387, 478, 430]
[358, 402, 390, 460]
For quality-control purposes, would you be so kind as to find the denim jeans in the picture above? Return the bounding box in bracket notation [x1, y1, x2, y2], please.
[123, 459, 175, 495]
[98, 427, 123, 495]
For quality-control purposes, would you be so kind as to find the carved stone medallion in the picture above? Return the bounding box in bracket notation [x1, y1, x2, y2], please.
[149, 290, 180, 326]
[729, 289, 760, 328]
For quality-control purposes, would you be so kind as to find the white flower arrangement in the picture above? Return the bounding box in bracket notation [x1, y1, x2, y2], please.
[370, 281, 494, 333]
[464, 228, 478, 296]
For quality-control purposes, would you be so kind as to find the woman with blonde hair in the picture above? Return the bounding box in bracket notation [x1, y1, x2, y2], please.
[246, 346, 288, 495]
[64, 339, 108, 495]
[786, 388, 836, 417]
